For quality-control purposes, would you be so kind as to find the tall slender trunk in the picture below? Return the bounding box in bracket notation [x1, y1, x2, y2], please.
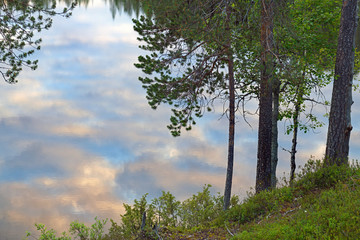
[223, 1, 235, 210]
[325, 0, 358, 165]
[290, 96, 300, 184]
[224, 56, 235, 210]
[290, 69, 305, 184]
[271, 78, 280, 188]
[256, 0, 274, 193]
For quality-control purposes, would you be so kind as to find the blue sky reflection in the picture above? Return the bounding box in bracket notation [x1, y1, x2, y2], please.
[0, 1, 360, 239]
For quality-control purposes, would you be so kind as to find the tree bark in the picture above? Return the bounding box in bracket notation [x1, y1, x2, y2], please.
[224, 56, 235, 210]
[271, 77, 280, 188]
[223, 1, 235, 210]
[256, 0, 274, 193]
[325, 0, 358, 166]
[290, 96, 300, 184]
[290, 68, 306, 184]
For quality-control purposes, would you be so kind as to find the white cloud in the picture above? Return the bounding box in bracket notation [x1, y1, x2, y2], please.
[40, 2, 140, 48]
[0, 76, 93, 120]
[0, 143, 124, 239]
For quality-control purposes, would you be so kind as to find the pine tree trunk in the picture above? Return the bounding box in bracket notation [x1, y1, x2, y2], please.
[223, 2, 235, 210]
[256, 0, 274, 193]
[224, 57, 235, 210]
[271, 78, 280, 188]
[325, 0, 358, 166]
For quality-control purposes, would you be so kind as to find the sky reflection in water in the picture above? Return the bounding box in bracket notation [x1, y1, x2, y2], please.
[1, 1, 360, 239]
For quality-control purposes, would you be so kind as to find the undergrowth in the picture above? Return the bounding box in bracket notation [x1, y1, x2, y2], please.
[25, 159, 360, 239]
[231, 160, 360, 239]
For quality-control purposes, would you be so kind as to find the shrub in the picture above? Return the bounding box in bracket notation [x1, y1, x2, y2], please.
[294, 159, 358, 192]
[25, 217, 107, 240]
[105, 193, 157, 239]
[152, 191, 181, 227]
[227, 186, 295, 224]
[179, 184, 223, 229]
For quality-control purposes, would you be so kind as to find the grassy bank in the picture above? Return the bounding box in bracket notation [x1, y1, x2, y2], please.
[229, 162, 360, 239]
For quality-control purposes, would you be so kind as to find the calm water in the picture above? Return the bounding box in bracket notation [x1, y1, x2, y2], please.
[0, 1, 239, 239]
[1, 1, 360, 239]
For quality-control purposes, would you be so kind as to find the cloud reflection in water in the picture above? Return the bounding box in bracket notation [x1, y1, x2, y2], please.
[0, 1, 360, 239]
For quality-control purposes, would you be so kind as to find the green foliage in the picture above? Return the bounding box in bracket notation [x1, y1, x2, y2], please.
[275, 0, 341, 134]
[152, 191, 181, 227]
[229, 160, 360, 239]
[25, 217, 107, 240]
[232, 169, 360, 239]
[0, 0, 76, 83]
[179, 184, 221, 228]
[226, 186, 295, 224]
[104, 185, 230, 239]
[133, 0, 253, 137]
[293, 159, 358, 192]
[69, 217, 107, 240]
[112, 193, 157, 238]
[26, 160, 360, 239]
[28, 223, 71, 240]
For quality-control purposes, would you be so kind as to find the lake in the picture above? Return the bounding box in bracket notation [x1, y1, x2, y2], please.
[0, 1, 360, 239]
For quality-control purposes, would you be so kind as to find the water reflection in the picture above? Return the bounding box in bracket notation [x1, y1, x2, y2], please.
[41, 0, 142, 17]
[0, 0, 141, 17]
[0, 1, 144, 239]
[104, 0, 142, 17]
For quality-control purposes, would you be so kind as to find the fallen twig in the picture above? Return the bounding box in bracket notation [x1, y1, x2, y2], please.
[224, 222, 234, 237]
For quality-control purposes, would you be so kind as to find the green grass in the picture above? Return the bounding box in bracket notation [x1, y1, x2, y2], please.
[226, 160, 360, 240]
